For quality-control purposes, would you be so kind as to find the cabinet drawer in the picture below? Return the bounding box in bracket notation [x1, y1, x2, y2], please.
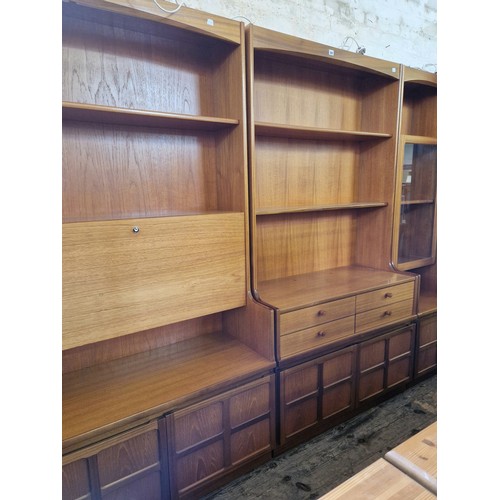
[280, 316, 355, 358]
[280, 297, 355, 335]
[356, 299, 413, 333]
[356, 282, 414, 313]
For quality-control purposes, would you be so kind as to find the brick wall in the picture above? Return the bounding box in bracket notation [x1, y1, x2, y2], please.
[171, 0, 436, 71]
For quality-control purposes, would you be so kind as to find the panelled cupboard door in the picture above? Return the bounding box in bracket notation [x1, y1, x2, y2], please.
[357, 326, 415, 404]
[415, 313, 437, 377]
[280, 346, 357, 445]
[167, 376, 275, 499]
[62, 420, 168, 500]
[62, 458, 92, 500]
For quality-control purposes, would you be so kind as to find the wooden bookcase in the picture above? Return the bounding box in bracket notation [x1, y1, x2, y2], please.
[392, 67, 437, 379]
[245, 25, 419, 450]
[246, 25, 417, 366]
[62, 1, 275, 497]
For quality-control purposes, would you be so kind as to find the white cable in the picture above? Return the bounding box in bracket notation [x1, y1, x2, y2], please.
[341, 36, 366, 54]
[232, 15, 253, 25]
[152, 0, 184, 14]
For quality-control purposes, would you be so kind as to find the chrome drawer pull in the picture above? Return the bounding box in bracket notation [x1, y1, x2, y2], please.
[132, 226, 140, 233]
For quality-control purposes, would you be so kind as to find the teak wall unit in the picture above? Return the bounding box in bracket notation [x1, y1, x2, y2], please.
[392, 67, 437, 380]
[245, 25, 419, 450]
[62, 2, 437, 496]
[62, 1, 275, 498]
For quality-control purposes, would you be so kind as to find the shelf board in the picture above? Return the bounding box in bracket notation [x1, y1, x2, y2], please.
[255, 121, 392, 141]
[62, 332, 274, 452]
[256, 202, 388, 216]
[256, 266, 415, 312]
[62, 102, 239, 131]
[62, 210, 243, 224]
[401, 199, 435, 206]
[401, 134, 437, 144]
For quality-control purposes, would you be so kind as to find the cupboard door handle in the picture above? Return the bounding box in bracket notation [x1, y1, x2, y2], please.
[317, 331, 326, 337]
[383, 310, 392, 317]
[317, 310, 327, 317]
[384, 292, 393, 298]
[132, 226, 140, 233]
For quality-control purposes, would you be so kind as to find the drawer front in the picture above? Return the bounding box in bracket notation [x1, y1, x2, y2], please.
[356, 282, 414, 313]
[356, 299, 413, 333]
[281, 316, 355, 358]
[280, 297, 355, 335]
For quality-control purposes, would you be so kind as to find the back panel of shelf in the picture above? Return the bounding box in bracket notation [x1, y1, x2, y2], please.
[401, 82, 437, 138]
[62, 121, 245, 222]
[62, 2, 240, 119]
[252, 51, 398, 133]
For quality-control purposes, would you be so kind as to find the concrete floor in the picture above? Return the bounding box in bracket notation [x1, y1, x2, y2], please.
[202, 374, 437, 499]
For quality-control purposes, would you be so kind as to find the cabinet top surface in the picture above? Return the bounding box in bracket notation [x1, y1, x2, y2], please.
[62, 333, 273, 453]
[403, 65, 437, 86]
[256, 266, 415, 312]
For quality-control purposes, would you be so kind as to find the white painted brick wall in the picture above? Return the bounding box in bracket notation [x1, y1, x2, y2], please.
[156, 0, 436, 72]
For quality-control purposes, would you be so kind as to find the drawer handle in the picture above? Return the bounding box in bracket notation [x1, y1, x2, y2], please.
[383, 310, 392, 317]
[132, 226, 140, 233]
[317, 310, 327, 317]
[384, 292, 393, 298]
[317, 331, 326, 337]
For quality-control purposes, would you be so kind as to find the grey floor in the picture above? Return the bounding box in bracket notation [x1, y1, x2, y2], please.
[202, 374, 437, 499]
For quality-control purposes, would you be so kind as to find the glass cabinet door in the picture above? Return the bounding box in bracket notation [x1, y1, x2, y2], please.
[394, 136, 437, 270]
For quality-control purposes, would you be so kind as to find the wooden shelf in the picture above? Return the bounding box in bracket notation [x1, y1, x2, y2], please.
[256, 202, 387, 216]
[401, 199, 434, 206]
[255, 121, 392, 142]
[402, 134, 437, 143]
[62, 332, 274, 452]
[63, 209, 243, 224]
[63, 102, 239, 130]
[256, 266, 415, 312]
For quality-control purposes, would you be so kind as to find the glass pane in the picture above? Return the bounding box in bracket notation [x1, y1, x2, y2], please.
[398, 142, 436, 265]
[401, 143, 437, 202]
